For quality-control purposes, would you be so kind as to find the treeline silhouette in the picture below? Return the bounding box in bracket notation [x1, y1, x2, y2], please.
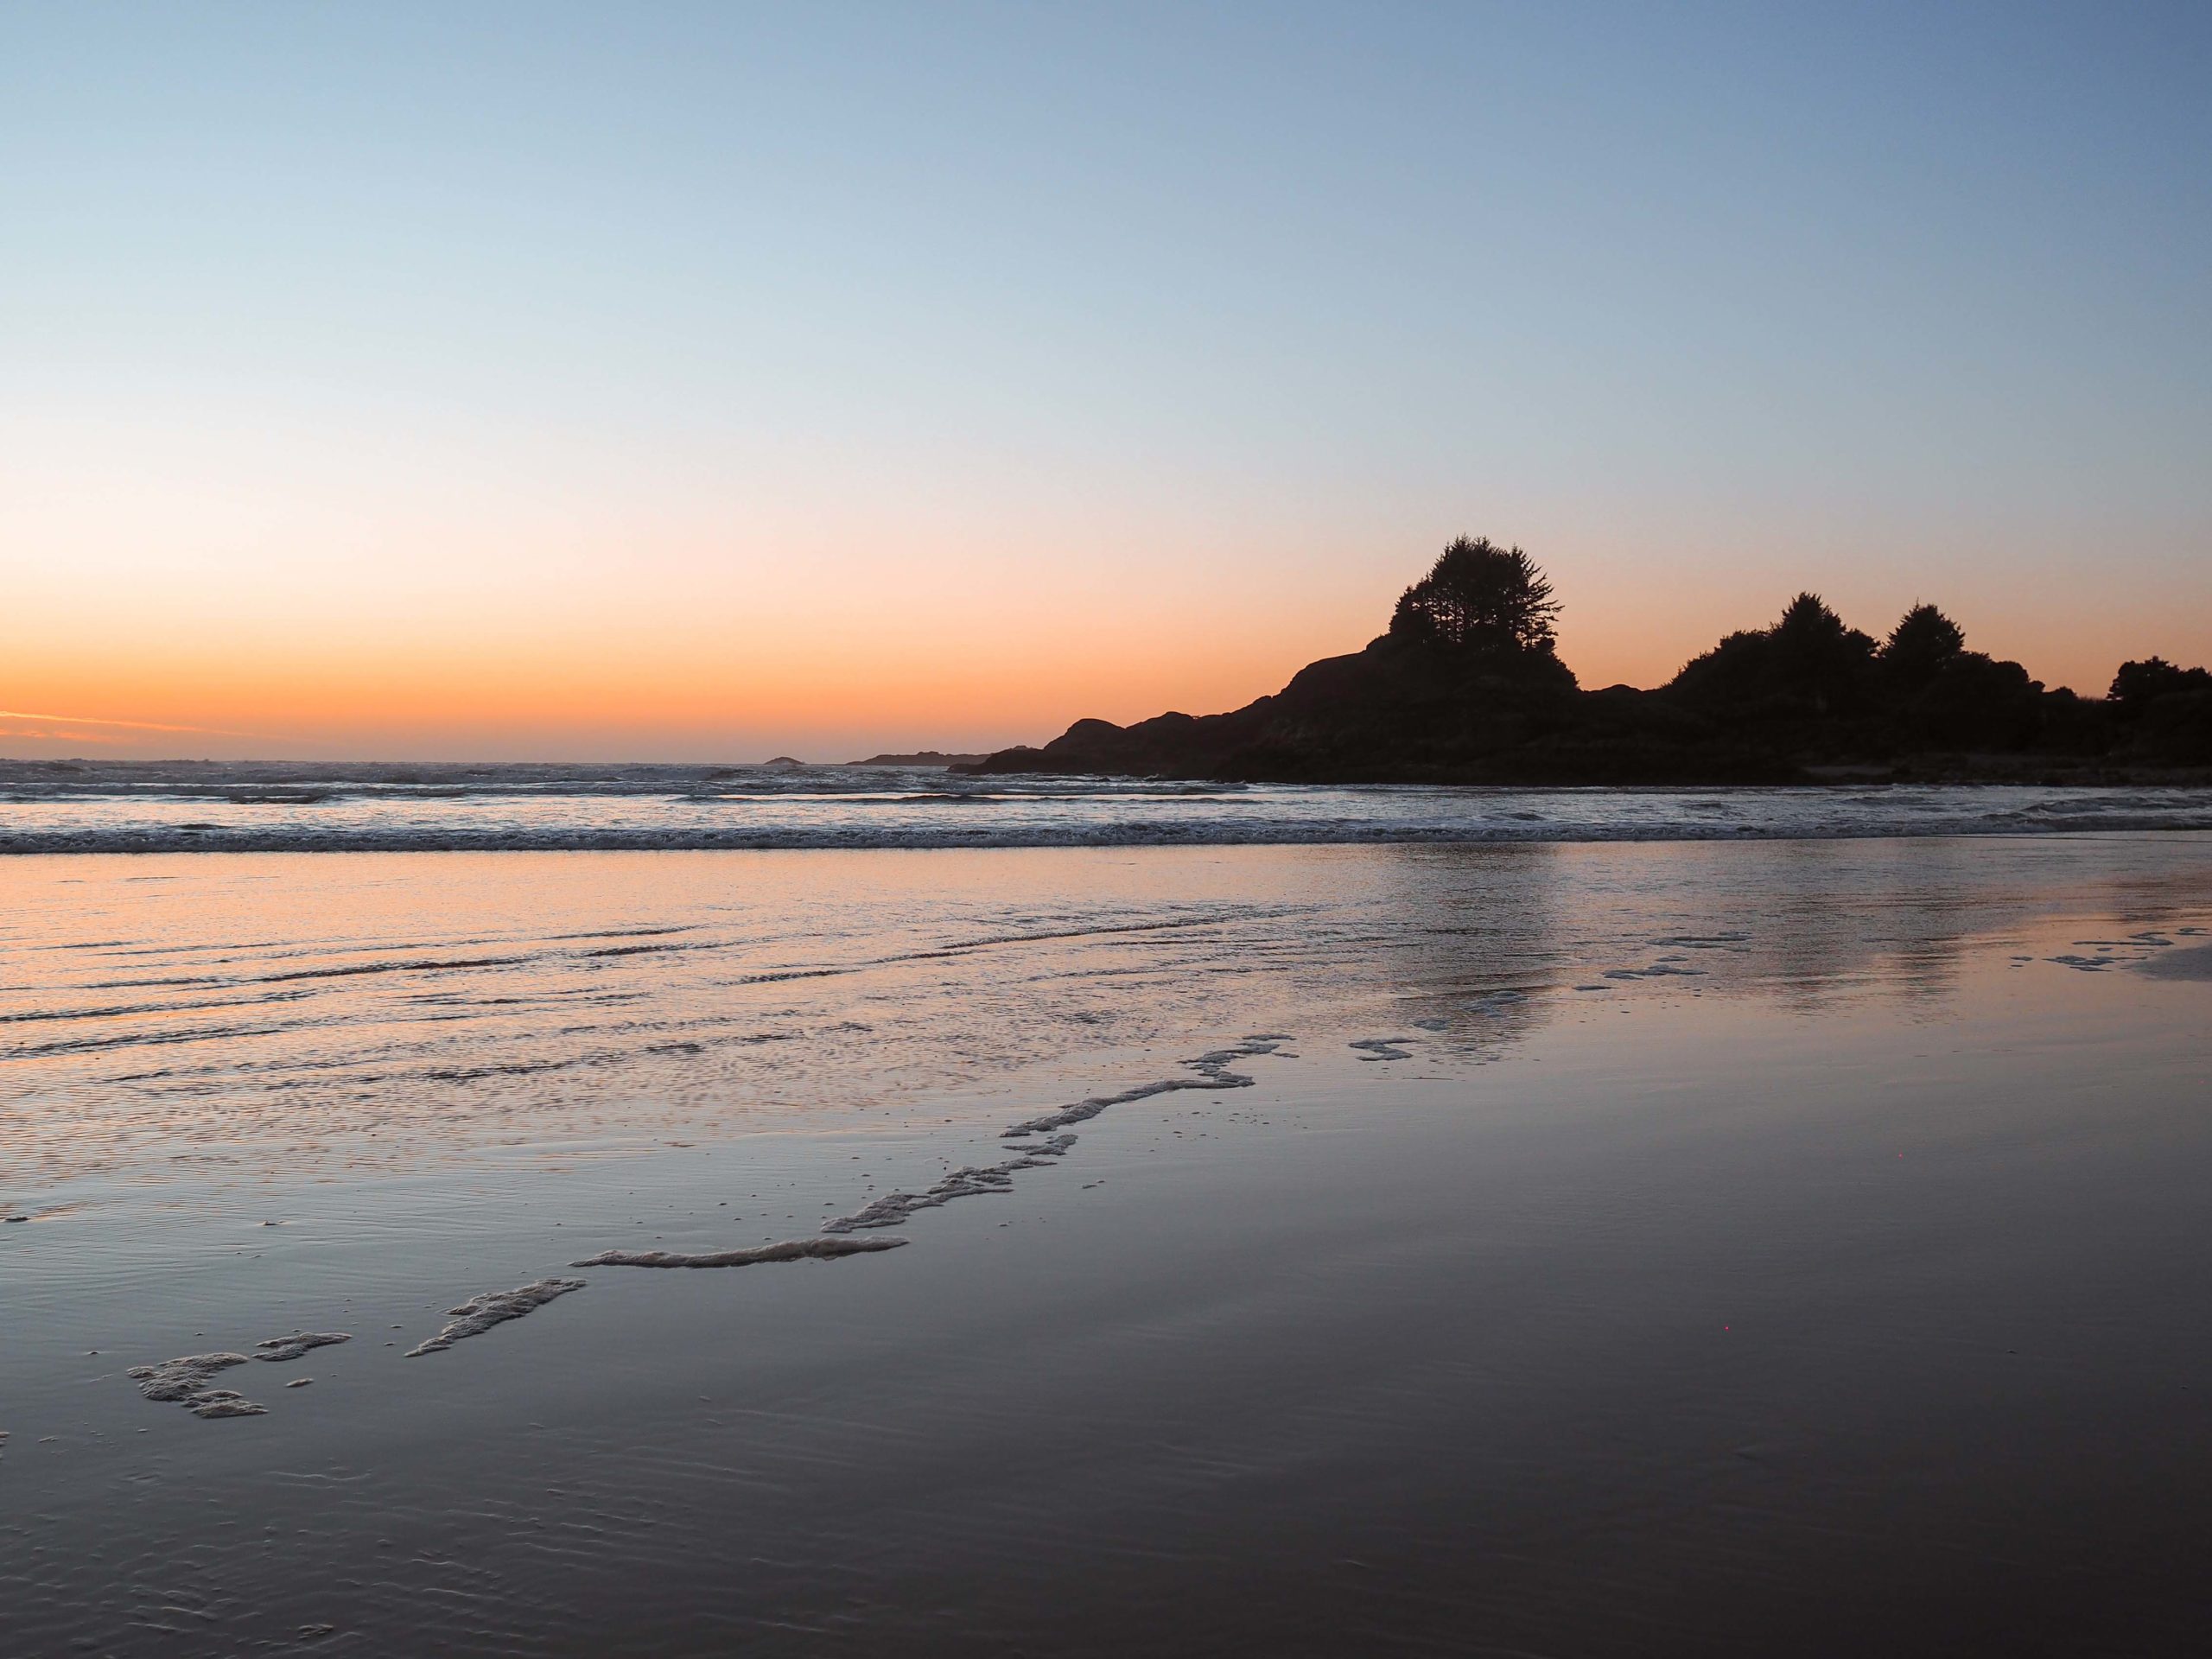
[971, 537, 2212, 783]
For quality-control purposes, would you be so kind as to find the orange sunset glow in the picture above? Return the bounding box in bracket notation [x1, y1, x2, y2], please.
[11, 491, 2206, 759]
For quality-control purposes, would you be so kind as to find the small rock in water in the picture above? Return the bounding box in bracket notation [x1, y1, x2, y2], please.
[286, 1378, 314, 1389]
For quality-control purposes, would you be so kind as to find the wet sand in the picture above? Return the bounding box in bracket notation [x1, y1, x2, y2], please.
[4, 837, 2211, 1654]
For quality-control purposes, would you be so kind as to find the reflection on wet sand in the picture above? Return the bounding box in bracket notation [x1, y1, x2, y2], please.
[4, 837, 2212, 1655]
[7, 839, 2209, 1204]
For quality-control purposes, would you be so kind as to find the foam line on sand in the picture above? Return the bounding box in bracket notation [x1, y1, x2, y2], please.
[823, 1135, 1077, 1232]
[575, 1236, 907, 1268]
[126, 1352, 269, 1418]
[405, 1278, 585, 1357]
[1001, 1036, 1288, 1137]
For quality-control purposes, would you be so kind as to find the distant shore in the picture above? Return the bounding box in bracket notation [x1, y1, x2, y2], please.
[847, 750, 988, 767]
[968, 546, 2212, 786]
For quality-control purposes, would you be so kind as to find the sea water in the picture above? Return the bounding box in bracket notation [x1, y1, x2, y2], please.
[4, 759, 2209, 852]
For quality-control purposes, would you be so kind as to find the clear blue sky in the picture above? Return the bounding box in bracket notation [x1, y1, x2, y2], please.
[3, 2, 2208, 757]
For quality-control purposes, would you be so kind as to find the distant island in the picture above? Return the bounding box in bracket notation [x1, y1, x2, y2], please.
[847, 751, 990, 767]
[968, 537, 2212, 785]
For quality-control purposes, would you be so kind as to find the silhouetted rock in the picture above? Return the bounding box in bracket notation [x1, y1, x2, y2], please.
[967, 537, 2212, 785]
[846, 752, 989, 767]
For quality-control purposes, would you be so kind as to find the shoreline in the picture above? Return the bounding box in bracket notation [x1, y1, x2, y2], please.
[9, 823, 2212, 854]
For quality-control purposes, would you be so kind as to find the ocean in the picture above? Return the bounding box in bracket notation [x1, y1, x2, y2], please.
[4, 759, 2211, 851]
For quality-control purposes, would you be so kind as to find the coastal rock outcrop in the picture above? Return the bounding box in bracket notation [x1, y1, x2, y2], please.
[968, 542, 2209, 785]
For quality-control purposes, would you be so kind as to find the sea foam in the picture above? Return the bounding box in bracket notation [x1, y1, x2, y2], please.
[404, 1279, 585, 1357]
[575, 1236, 907, 1268]
[126, 1352, 268, 1418]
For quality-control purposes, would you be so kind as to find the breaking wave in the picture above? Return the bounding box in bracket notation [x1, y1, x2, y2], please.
[3, 761, 2209, 853]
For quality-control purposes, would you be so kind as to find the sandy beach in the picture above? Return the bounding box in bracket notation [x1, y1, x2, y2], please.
[5, 830, 2210, 1654]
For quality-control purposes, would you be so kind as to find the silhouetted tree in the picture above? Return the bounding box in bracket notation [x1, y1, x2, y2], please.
[1771, 593, 1879, 708]
[1910, 651, 2044, 748]
[1389, 537, 1560, 654]
[1880, 603, 1967, 690]
[2109, 657, 2212, 714]
[2135, 689, 2212, 763]
[1669, 592, 1878, 716]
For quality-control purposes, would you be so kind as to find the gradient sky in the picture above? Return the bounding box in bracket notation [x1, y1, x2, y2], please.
[4, 3, 2209, 760]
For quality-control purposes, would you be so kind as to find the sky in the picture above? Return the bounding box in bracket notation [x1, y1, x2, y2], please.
[3, 2, 2209, 760]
